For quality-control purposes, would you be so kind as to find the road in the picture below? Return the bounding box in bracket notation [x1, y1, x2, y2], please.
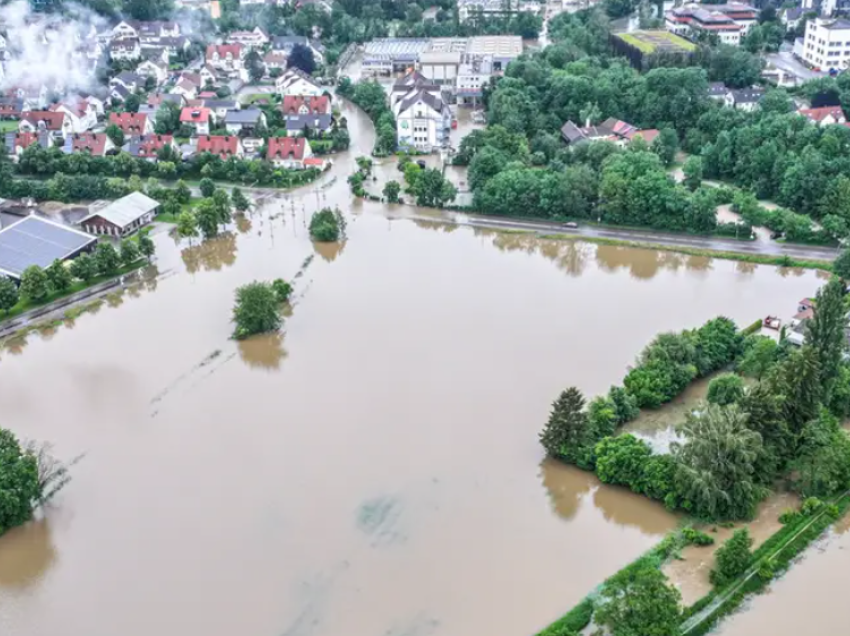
[764, 51, 825, 82]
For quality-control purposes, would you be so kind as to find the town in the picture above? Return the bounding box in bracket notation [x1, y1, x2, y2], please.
[1, 1, 850, 636]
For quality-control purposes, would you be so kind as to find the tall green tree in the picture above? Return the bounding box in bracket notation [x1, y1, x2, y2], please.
[806, 277, 848, 397]
[196, 199, 221, 239]
[711, 529, 753, 587]
[231, 187, 250, 212]
[772, 346, 822, 437]
[94, 243, 120, 276]
[0, 428, 41, 532]
[119, 239, 140, 267]
[138, 234, 156, 262]
[45, 259, 72, 293]
[69, 254, 96, 283]
[792, 409, 850, 497]
[737, 336, 778, 380]
[232, 281, 281, 339]
[176, 210, 199, 241]
[19, 265, 50, 302]
[707, 373, 745, 406]
[0, 276, 19, 315]
[595, 564, 682, 636]
[539, 387, 589, 463]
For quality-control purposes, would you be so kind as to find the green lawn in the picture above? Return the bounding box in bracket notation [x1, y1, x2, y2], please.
[0, 120, 19, 132]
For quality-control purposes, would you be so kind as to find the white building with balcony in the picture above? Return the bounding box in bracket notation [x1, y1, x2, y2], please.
[799, 18, 850, 72]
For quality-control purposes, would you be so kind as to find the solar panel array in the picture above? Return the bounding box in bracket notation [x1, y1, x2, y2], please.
[0, 216, 96, 278]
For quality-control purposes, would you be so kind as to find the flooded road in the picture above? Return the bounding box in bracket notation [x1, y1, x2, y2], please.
[0, 98, 831, 636]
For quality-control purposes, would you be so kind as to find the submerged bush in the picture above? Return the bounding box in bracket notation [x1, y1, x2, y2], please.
[309, 207, 347, 242]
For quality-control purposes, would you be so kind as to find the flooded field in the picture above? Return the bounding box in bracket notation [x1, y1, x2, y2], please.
[0, 97, 832, 636]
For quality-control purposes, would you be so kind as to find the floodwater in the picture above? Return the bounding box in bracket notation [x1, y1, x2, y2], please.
[716, 516, 850, 636]
[0, 97, 831, 636]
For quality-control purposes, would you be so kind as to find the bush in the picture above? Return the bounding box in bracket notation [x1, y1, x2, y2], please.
[534, 598, 594, 636]
[710, 529, 753, 587]
[801, 497, 824, 516]
[271, 279, 292, 303]
[779, 508, 801, 525]
[309, 207, 347, 242]
[706, 373, 745, 406]
[232, 281, 281, 339]
[595, 435, 652, 488]
[682, 527, 715, 546]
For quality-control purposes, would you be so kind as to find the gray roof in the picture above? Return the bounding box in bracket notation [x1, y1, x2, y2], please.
[397, 89, 445, 115]
[784, 7, 804, 20]
[731, 87, 766, 103]
[0, 215, 96, 279]
[824, 18, 850, 30]
[285, 113, 332, 132]
[80, 191, 159, 230]
[225, 108, 263, 124]
[272, 35, 324, 53]
[708, 82, 729, 96]
[112, 71, 143, 86]
[111, 84, 131, 99]
[560, 121, 586, 144]
[204, 99, 238, 110]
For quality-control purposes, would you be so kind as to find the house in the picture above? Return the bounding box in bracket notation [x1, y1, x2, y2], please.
[62, 132, 114, 156]
[180, 107, 213, 135]
[263, 51, 289, 73]
[727, 86, 766, 111]
[275, 68, 325, 97]
[79, 191, 160, 237]
[140, 45, 170, 65]
[199, 65, 220, 88]
[560, 117, 657, 147]
[136, 59, 170, 86]
[0, 98, 23, 121]
[148, 92, 186, 109]
[280, 95, 333, 136]
[9, 85, 49, 111]
[110, 84, 132, 104]
[797, 105, 846, 125]
[665, 3, 757, 47]
[158, 36, 191, 56]
[708, 81, 730, 100]
[224, 108, 266, 134]
[205, 43, 246, 74]
[393, 89, 452, 152]
[137, 20, 181, 42]
[111, 20, 140, 39]
[3, 131, 52, 159]
[202, 99, 238, 121]
[48, 99, 99, 133]
[0, 215, 96, 280]
[109, 37, 141, 61]
[266, 136, 313, 169]
[196, 134, 244, 160]
[126, 133, 176, 160]
[271, 35, 325, 64]
[171, 76, 200, 100]
[228, 26, 270, 49]
[110, 71, 144, 94]
[391, 70, 435, 105]
[109, 112, 153, 136]
[19, 110, 72, 140]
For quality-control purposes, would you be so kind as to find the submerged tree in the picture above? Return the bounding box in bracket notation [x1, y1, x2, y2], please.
[707, 373, 745, 406]
[595, 564, 682, 636]
[309, 207, 347, 242]
[806, 277, 848, 398]
[232, 282, 282, 340]
[792, 409, 850, 497]
[539, 387, 589, 463]
[710, 529, 753, 587]
[0, 428, 41, 532]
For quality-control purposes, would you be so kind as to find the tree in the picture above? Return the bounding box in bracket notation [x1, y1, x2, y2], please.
[119, 239, 140, 267]
[288, 43, 316, 75]
[124, 94, 141, 114]
[174, 179, 192, 204]
[232, 281, 281, 339]
[608, 385, 640, 424]
[383, 180, 401, 203]
[123, 0, 173, 21]
[45, 259, 72, 293]
[309, 207, 346, 242]
[196, 199, 221, 239]
[176, 210, 199, 240]
[595, 435, 653, 489]
[737, 336, 778, 380]
[69, 253, 96, 283]
[212, 189, 232, 225]
[155, 101, 181, 135]
[271, 279, 293, 303]
[710, 529, 753, 587]
[738, 381, 792, 479]
[138, 234, 156, 262]
[0, 276, 19, 314]
[199, 178, 216, 198]
[806, 277, 848, 397]
[246, 49, 265, 83]
[19, 265, 50, 302]
[707, 373, 745, 406]
[0, 427, 41, 532]
[651, 128, 679, 167]
[792, 409, 850, 497]
[231, 187, 250, 212]
[414, 168, 457, 207]
[773, 346, 822, 436]
[673, 404, 765, 520]
[539, 387, 590, 464]
[594, 564, 682, 636]
[105, 123, 125, 148]
[94, 242, 120, 276]
[682, 156, 703, 191]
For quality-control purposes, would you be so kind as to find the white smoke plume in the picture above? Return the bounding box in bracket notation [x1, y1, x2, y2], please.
[0, 0, 110, 95]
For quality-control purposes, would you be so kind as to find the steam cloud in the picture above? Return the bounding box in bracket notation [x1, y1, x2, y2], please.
[0, 0, 109, 95]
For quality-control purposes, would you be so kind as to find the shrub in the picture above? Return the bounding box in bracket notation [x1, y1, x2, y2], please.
[309, 207, 346, 242]
[779, 509, 801, 525]
[271, 279, 292, 303]
[682, 527, 715, 546]
[706, 373, 745, 406]
[595, 435, 652, 488]
[801, 497, 824, 516]
[710, 529, 753, 587]
[232, 281, 281, 340]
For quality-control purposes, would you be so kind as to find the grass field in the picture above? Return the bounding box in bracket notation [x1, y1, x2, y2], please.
[0, 120, 19, 132]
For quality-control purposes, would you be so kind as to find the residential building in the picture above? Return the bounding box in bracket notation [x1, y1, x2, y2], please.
[280, 95, 333, 136]
[266, 136, 313, 169]
[0, 98, 23, 121]
[271, 35, 325, 63]
[0, 215, 96, 280]
[48, 99, 99, 133]
[799, 18, 850, 71]
[109, 112, 153, 136]
[136, 59, 170, 86]
[798, 105, 846, 125]
[263, 51, 289, 74]
[665, 3, 757, 46]
[140, 45, 170, 65]
[180, 107, 214, 135]
[19, 110, 72, 140]
[206, 43, 246, 74]
[62, 132, 114, 156]
[275, 68, 325, 98]
[3, 131, 52, 159]
[196, 134, 244, 160]
[727, 86, 766, 110]
[391, 70, 437, 105]
[111, 20, 140, 40]
[109, 37, 142, 61]
[110, 71, 144, 94]
[456, 54, 493, 106]
[126, 133, 176, 160]
[224, 108, 267, 134]
[780, 7, 805, 30]
[148, 92, 186, 109]
[199, 64, 220, 88]
[110, 84, 132, 104]
[708, 81, 731, 100]
[79, 191, 160, 237]
[158, 36, 191, 56]
[393, 89, 452, 152]
[172, 76, 200, 100]
[228, 26, 270, 49]
[560, 118, 658, 146]
[203, 99, 239, 122]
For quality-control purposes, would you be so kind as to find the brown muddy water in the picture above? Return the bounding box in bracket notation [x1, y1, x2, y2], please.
[0, 99, 831, 636]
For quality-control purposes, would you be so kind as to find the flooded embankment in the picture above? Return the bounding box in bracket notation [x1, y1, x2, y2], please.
[0, 174, 827, 636]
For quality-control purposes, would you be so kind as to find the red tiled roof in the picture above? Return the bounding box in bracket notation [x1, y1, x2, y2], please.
[206, 43, 243, 59]
[0, 103, 21, 118]
[137, 134, 173, 158]
[304, 157, 324, 166]
[632, 128, 660, 144]
[21, 110, 66, 130]
[197, 135, 240, 158]
[798, 106, 845, 123]
[281, 95, 329, 115]
[70, 133, 109, 155]
[267, 136, 306, 160]
[180, 107, 211, 123]
[198, 91, 217, 99]
[109, 112, 149, 133]
[9, 132, 42, 151]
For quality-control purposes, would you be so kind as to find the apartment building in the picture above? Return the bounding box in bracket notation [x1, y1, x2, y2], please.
[666, 3, 757, 46]
[799, 18, 850, 71]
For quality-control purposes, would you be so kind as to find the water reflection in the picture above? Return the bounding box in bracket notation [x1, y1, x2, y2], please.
[736, 261, 757, 275]
[0, 518, 56, 590]
[539, 458, 595, 521]
[181, 232, 238, 273]
[235, 212, 252, 234]
[313, 240, 347, 263]
[237, 332, 288, 371]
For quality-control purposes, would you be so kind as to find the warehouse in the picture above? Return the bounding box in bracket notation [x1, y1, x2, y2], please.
[0, 215, 96, 281]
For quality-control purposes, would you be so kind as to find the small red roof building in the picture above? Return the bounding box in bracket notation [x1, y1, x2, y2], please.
[180, 107, 211, 123]
[136, 134, 174, 159]
[196, 134, 241, 159]
[69, 132, 110, 155]
[21, 110, 67, 131]
[797, 106, 846, 124]
[267, 136, 307, 160]
[281, 95, 330, 115]
[109, 112, 149, 134]
[206, 43, 244, 60]
[7, 131, 43, 152]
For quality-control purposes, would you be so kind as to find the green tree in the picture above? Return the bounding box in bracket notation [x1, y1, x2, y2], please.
[595, 435, 653, 489]
[738, 381, 792, 479]
[403, 162, 422, 190]
[595, 564, 682, 636]
[414, 168, 457, 207]
[707, 373, 745, 406]
[231, 187, 250, 212]
[0, 428, 41, 532]
[737, 336, 778, 380]
[19, 265, 50, 302]
[0, 276, 19, 314]
[271, 279, 293, 303]
[45, 259, 72, 293]
[69, 253, 97, 283]
[309, 207, 346, 242]
[673, 404, 765, 520]
[710, 529, 753, 587]
[196, 199, 221, 239]
[212, 190, 232, 225]
[651, 128, 679, 167]
[138, 234, 156, 262]
[773, 346, 823, 436]
[119, 239, 140, 267]
[232, 281, 281, 339]
[608, 385, 640, 424]
[539, 387, 589, 463]
[288, 43, 316, 74]
[199, 177, 216, 198]
[792, 409, 850, 497]
[174, 179, 192, 204]
[806, 277, 848, 397]
[94, 243, 120, 276]
[105, 123, 124, 148]
[176, 211, 199, 241]
[125, 94, 141, 114]
[383, 180, 401, 203]
[682, 155, 703, 191]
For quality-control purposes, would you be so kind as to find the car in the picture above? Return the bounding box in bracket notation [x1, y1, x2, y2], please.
[563, 221, 579, 229]
[416, 160, 427, 169]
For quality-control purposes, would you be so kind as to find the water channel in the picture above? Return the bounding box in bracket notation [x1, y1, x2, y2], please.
[0, 97, 834, 636]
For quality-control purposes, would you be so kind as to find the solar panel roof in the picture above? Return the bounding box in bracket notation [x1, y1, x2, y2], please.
[0, 215, 97, 279]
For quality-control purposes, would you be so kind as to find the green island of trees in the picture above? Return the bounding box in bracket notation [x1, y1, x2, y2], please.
[309, 207, 347, 242]
[232, 278, 293, 340]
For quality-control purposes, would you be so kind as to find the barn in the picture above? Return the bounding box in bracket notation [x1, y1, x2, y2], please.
[79, 192, 160, 237]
